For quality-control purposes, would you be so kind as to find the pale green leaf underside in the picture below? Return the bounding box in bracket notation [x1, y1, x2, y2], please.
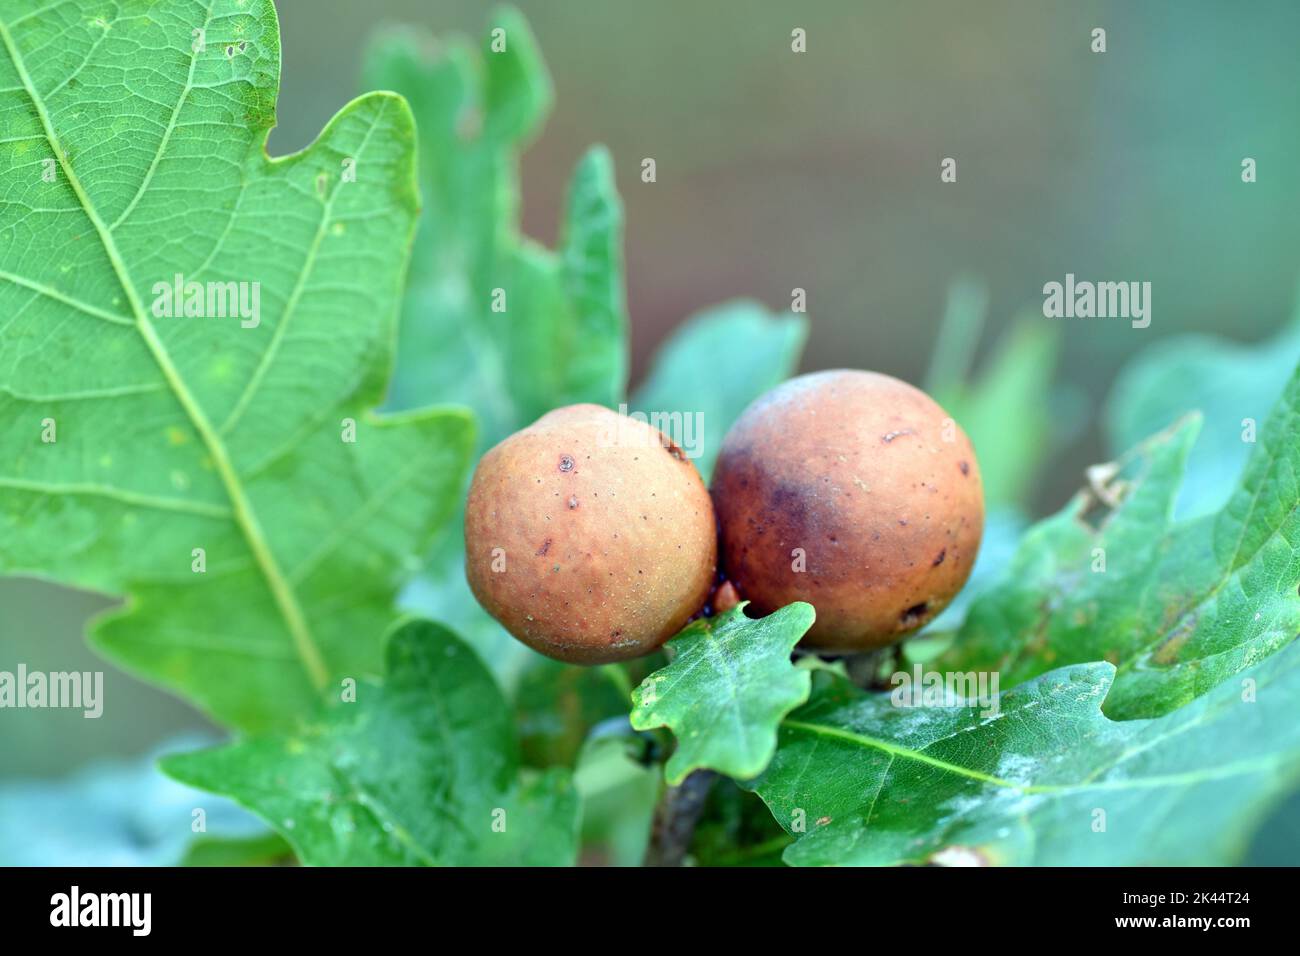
[162, 619, 580, 866]
[940, 363, 1300, 719]
[0, 0, 472, 731]
[631, 602, 815, 785]
[749, 642, 1300, 866]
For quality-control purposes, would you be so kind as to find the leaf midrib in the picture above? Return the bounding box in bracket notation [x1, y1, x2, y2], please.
[0, 15, 329, 692]
[782, 718, 1036, 791]
[780, 713, 1287, 797]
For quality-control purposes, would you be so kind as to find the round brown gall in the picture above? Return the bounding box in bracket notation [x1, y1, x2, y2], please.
[711, 370, 984, 651]
[465, 404, 717, 664]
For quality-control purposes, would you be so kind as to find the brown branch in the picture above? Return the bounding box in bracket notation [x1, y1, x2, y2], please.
[845, 646, 898, 690]
[643, 769, 717, 867]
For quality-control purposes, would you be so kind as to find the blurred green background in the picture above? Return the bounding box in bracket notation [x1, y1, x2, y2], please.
[4, 0, 1299, 829]
[266, 0, 1300, 511]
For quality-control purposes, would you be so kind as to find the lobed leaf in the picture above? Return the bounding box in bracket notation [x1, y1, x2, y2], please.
[0, 0, 472, 731]
[631, 602, 815, 785]
[163, 618, 580, 866]
[748, 642, 1300, 866]
[938, 362, 1300, 718]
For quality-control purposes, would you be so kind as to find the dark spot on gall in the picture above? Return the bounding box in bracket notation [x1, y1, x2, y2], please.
[932, 549, 946, 567]
[898, 602, 930, 628]
[959, 461, 970, 476]
[536, 539, 551, 556]
[660, 435, 687, 461]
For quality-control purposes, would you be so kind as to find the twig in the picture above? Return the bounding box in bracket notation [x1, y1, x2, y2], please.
[845, 647, 898, 690]
[643, 769, 717, 867]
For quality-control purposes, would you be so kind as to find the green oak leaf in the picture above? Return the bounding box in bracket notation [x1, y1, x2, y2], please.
[0, 0, 472, 731]
[1106, 310, 1300, 518]
[162, 618, 580, 866]
[631, 602, 815, 785]
[747, 642, 1300, 866]
[364, 7, 626, 440]
[937, 361, 1300, 718]
[631, 300, 808, 482]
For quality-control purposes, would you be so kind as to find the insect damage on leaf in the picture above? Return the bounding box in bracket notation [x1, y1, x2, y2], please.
[0, 0, 472, 732]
